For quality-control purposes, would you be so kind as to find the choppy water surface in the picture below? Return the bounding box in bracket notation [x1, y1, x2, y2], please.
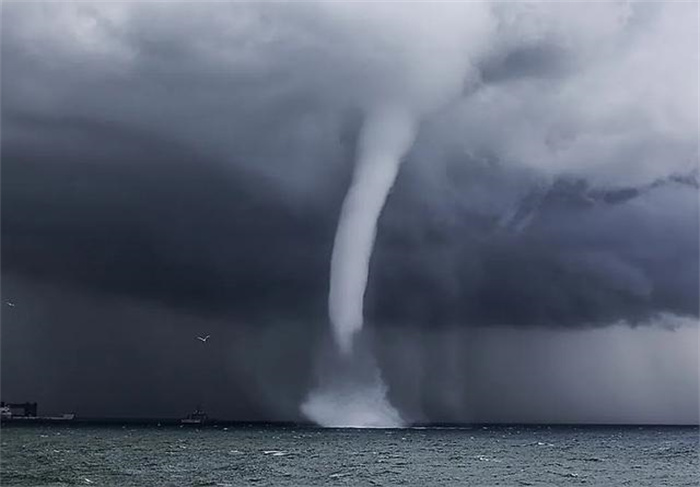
[1, 425, 698, 486]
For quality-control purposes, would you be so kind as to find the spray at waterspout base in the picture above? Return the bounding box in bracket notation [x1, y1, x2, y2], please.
[301, 332, 404, 428]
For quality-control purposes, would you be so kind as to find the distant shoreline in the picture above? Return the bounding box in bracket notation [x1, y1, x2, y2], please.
[2, 418, 697, 429]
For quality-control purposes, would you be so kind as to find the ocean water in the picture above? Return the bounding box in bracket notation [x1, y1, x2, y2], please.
[1, 424, 698, 486]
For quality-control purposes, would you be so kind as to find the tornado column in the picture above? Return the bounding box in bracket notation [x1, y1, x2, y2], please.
[329, 106, 416, 355]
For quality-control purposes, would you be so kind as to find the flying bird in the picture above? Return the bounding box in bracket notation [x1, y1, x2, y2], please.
[5, 301, 15, 307]
[197, 335, 210, 343]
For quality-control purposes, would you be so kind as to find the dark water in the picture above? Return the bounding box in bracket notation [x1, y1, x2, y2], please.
[1, 425, 698, 486]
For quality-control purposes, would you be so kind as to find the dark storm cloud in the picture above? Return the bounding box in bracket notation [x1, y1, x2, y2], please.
[1, 1, 697, 327]
[3, 121, 697, 329]
[1, 1, 697, 421]
[368, 163, 698, 329]
[1, 118, 338, 321]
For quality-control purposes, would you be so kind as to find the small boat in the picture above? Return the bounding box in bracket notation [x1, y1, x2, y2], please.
[0, 405, 11, 419]
[181, 407, 208, 425]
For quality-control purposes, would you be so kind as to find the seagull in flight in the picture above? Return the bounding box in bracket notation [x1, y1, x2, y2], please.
[197, 335, 210, 343]
[5, 301, 15, 308]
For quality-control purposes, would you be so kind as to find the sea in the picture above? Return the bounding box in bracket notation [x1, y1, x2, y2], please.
[1, 424, 698, 486]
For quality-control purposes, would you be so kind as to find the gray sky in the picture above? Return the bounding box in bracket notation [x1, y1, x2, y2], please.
[1, 1, 698, 423]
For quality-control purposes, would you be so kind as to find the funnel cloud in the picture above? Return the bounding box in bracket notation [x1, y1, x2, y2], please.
[329, 107, 416, 355]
